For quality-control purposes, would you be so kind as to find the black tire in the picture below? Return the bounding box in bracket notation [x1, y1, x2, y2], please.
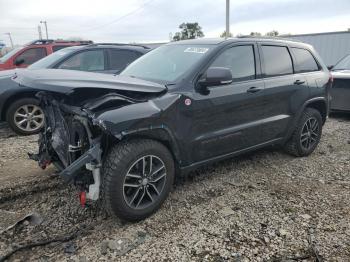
[284, 108, 323, 157]
[6, 97, 44, 135]
[102, 139, 175, 221]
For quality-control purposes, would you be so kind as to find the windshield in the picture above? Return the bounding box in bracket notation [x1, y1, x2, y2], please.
[120, 44, 214, 83]
[333, 54, 350, 70]
[28, 47, 79, 69]
[0, 47, 22, 63]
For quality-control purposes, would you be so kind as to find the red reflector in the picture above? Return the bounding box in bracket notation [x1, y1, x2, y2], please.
[79, 191, 86, 207]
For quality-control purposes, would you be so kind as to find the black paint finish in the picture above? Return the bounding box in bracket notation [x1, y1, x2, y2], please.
[14, 38, 331, 173]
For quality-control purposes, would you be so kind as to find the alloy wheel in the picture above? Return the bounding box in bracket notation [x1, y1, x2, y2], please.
[123, 155, 167, 210]
[300, 117, 319, 150]
[13, 104, 44, 133]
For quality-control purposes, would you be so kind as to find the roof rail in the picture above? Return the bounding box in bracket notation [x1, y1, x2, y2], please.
[28, 39, 55, 45]
[54, 40, 94, 44]
[237, 35, 302, 42]
[27, 39, 94, 45]
[89, 43, 151, 49]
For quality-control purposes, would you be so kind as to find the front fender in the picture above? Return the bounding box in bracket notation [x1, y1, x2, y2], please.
[94, 93, 183, 163]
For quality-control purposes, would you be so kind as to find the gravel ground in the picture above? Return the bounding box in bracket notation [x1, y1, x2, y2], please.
[0, 115, 349, 262]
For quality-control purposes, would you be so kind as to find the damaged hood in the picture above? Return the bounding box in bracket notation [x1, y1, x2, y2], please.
[12, 69, 167, 94]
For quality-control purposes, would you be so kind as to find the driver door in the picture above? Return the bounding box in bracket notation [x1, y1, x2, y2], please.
[186, 43, 266, 163]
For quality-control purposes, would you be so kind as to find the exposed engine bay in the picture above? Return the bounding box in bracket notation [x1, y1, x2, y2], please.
[12, 69, 172, 204]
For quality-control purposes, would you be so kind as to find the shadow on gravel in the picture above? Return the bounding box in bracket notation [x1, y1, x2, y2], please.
[329, 112, 350, 121]
[0, 122, 17, 139]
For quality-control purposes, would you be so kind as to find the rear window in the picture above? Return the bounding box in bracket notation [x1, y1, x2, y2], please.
[261, 45, 293, 77]
[291, 48, 319, 73]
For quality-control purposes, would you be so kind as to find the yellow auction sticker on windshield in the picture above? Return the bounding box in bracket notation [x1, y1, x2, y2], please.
[184, 47, 209, 54]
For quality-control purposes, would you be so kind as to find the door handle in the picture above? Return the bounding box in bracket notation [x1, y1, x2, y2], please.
[294, 80, 305, 85]
[247, 86, 263, 93]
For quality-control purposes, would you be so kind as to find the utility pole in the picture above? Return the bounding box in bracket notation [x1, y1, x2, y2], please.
[5, 33, 14, 48]
[226, 0, 230, 39]
[38, 25, 43, 40]
[40, 21, 48, 39]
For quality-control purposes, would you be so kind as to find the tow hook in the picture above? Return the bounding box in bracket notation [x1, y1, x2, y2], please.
[79, 191, 87, 207]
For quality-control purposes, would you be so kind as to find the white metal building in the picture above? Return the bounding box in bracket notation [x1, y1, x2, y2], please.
[286, 31, 350, 66]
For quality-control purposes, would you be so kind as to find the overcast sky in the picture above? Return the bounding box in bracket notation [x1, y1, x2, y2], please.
[0, 0, 349, 46]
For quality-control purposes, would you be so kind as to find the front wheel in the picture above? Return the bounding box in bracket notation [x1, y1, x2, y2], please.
[284, 108, 323, 157]
[102, 139, 175, 221]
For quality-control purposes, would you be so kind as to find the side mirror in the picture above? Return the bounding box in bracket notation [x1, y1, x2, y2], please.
[327, 65, 334, 70]
[14, 58, 25, 66]
[199, 67, 233, 88]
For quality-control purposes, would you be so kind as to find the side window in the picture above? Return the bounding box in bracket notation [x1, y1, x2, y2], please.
[52, 46, 69, 52]
[58, 50, 105, 71]
[15, 47, 47, 65]
[108, 50, 141, 72]
[261, 45, 293, 77]
[291, 48, 319, 73]
[210, 45, 256, 82]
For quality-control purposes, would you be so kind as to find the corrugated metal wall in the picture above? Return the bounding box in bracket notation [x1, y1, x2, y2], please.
[287, 31, 350, 66]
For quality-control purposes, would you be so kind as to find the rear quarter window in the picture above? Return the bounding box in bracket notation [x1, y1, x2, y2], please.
[261, 45, 293, 77]
[108, 49, 141, 72]
[291, 47, 320, 73]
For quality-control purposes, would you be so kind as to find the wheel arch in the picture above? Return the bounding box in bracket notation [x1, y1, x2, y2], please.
[284, 97, 327, 143]
[305, 99, 327, 124]
[114, 127, 182, 172]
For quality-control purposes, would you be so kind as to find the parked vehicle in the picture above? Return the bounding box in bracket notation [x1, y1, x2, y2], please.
[0, 39, 93, 71]
[14, 37, 331, 221]
[0, 43, 150, 135]
[329, 54, 350, 112]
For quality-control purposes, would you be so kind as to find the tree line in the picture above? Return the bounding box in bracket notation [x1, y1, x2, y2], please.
[172, 22, 284, 41]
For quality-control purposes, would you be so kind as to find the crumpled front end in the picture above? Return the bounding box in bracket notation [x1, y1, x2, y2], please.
[29, 92, 107, 202]
[28, 87, 168, 203]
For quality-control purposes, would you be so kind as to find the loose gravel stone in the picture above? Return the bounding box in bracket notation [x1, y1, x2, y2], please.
[0, 114, 349, 261]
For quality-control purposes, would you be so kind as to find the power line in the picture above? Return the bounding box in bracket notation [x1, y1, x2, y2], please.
[87, 0, 157, 31]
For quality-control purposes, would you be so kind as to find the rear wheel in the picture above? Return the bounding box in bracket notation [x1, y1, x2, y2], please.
[284, 108, 323, 157]
[6, 98, 44, 135]
[102, 139, 175, 221]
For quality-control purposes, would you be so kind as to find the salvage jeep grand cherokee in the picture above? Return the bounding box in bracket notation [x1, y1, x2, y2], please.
[13, 38, 332, 221]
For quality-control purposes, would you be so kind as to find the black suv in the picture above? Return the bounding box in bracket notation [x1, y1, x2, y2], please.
[14, 38, 331, 221]
[0, 44, 149, 135]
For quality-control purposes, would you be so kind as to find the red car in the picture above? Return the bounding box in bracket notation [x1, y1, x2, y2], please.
[0, 39, 92, 71]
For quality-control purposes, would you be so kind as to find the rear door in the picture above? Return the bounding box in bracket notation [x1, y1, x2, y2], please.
[259, 44, 309, 142]
[290, 46, 329, 104]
